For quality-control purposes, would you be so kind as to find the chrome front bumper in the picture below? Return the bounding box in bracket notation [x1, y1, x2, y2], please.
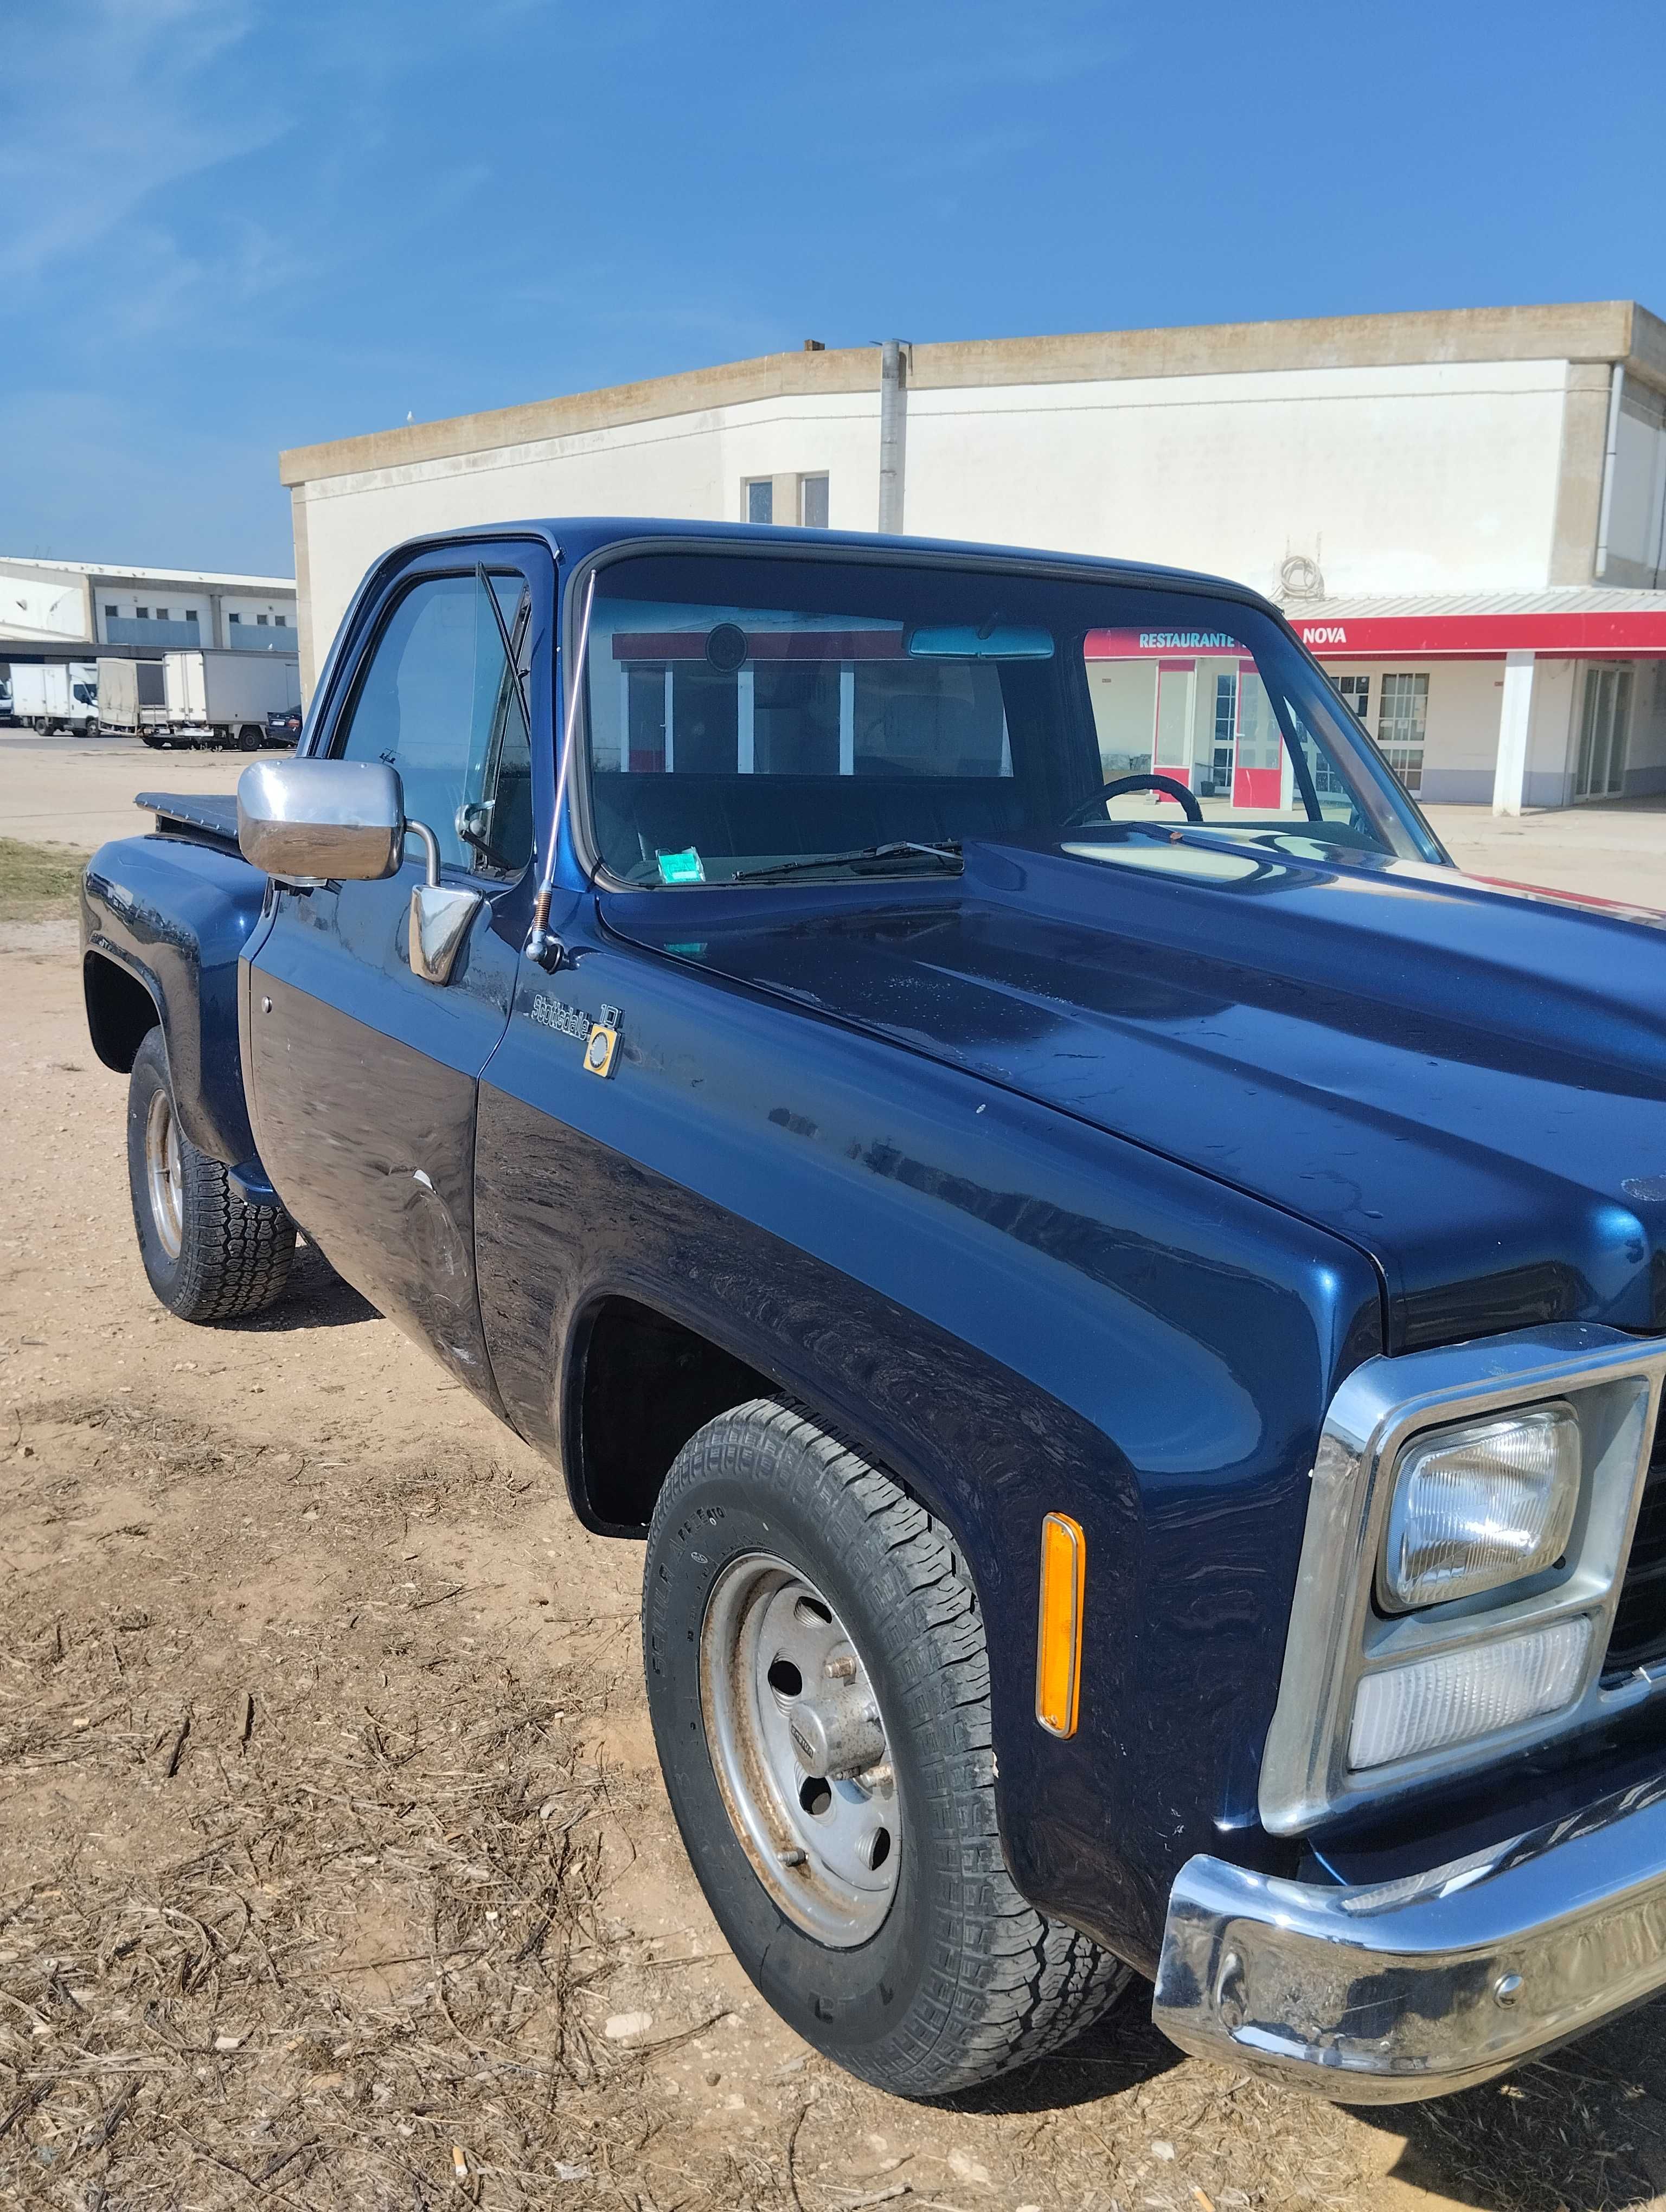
[1153, 1776, 1666, 2101]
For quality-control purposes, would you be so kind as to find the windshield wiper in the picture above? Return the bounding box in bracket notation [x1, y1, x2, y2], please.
[728, 840, 962, 885]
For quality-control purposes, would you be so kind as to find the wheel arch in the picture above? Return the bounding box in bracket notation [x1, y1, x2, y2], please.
[563, 1287, 800, 1536]
[559, 1288, 977, 1567]
[84, 946, 161, 1072]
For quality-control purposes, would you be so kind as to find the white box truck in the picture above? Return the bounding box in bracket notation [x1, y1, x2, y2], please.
[10, 660, 99, 733]
[95, 649, 301, 749]
[94, 658, 170, 741]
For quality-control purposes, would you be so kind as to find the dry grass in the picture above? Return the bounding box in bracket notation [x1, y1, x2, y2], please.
[0, 838, 87, 923]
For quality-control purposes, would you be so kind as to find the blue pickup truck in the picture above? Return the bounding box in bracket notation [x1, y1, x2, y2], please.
[80, 518, 1666, 2104]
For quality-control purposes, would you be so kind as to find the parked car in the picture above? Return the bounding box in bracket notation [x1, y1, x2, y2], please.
[266, 701, 304, 745]
[79, 519, 1666, 2105]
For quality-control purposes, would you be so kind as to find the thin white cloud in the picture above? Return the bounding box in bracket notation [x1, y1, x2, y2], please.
[0, 0, 285, 285]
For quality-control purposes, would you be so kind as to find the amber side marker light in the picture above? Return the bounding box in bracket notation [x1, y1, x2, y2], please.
[1035, 1512, 1085, 1737]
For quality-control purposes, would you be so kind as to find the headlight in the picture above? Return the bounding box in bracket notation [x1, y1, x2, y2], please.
[1349, 1615, 1592, 1768]
[1382, 1404, 1580, 1610]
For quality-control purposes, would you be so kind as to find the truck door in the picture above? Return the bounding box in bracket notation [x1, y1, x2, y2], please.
[244, 544, 544, 1404]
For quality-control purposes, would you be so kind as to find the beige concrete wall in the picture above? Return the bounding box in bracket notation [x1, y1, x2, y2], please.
[280, 301, 1665, 701]
[905, 358, 1569, 601]
[290, 388, 884, 691]
[280, 301, 1655, 490]
[1524, 658, 1581, 807]
[1623, 660, 1666, 793]
[1605, 385, 1666, 586]
[290, 358, 1574, 694]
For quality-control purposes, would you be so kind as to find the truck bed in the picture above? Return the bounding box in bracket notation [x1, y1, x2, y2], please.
[136, 790, 241, 853]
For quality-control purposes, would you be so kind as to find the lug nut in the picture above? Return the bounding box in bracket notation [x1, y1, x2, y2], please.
[778, 1847, 807, 1867]
[824, 1654, 857, 1681]
[856, 1760, 894, 1792]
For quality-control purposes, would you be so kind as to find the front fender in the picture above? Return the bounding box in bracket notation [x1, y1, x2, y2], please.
[81, 831, 267, 1170]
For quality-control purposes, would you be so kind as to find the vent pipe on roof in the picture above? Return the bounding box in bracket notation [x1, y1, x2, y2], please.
[1594, 363, 1625, 582]
[879, 340, 908, 533]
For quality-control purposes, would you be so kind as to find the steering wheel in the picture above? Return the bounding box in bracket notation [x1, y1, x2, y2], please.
[1064, 773, 1203, 827]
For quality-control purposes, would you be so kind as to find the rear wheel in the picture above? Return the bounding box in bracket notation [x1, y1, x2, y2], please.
[126, 1029, 296, 1322]
[643, 1399, 1129, 2099]
[237, 723, 262, 751]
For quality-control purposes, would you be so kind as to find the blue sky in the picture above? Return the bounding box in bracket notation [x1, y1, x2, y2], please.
[4, 0, 1663, 578]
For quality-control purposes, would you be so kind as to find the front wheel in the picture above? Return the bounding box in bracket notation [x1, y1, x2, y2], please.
[643, 1400, 1129, 2099]
[126, 1029, 297, 1322]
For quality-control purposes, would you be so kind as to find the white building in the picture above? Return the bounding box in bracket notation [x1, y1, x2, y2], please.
[279, 300, 1666, 811]
[0, 555, 298, 655]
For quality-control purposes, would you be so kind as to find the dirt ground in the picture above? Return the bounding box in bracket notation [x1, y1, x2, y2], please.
[8, 760, 1666, 2208]
[0, 728, 1663, 915]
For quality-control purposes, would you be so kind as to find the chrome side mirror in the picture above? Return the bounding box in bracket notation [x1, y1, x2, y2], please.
[236, 756, 482, 987]
[237, 758, 403, 883]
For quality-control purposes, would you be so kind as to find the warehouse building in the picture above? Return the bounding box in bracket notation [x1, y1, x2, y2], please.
[279, 300, 1666, 812]
[0, 555, 297, 654]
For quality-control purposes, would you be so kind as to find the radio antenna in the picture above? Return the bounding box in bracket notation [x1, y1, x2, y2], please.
[527, 567, 597, 971]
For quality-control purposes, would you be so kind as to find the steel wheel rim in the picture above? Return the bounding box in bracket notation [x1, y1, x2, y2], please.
[700, 1552, 900, 1947]
[144, 1086, 184, 1259]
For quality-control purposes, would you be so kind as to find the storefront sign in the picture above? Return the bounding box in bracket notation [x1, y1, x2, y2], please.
[1289, 610, 1666, 659]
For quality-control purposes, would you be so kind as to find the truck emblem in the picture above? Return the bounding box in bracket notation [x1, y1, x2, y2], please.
[531, 994, 591, 1041]
[584, 1017, 621, 1079]
[531, 993, 623, 1077]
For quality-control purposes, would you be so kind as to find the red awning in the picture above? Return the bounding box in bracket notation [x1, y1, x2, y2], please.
[1285, 610, 1666, 660]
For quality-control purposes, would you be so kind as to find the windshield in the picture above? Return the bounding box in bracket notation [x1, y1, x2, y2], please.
[580, 552, 1441, 887]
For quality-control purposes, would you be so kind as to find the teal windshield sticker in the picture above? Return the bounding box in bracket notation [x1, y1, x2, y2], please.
[656, 847, 706, 886]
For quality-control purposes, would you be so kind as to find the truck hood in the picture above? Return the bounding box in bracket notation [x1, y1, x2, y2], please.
[603, 839, 1666, 1351]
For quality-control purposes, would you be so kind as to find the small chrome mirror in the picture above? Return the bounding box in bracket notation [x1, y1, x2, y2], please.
[402, 816, 483, 986]
[236, 758, 404, 883]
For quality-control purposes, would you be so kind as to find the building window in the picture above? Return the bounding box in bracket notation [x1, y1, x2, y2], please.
[800, 475, 829, 529]
[258, 613, 269, 626]
[745, 479, 774, 526]
[104, 605, 117, 619]
[186, 608, 198, 625]
[1376, 672, 1429, 792]
[156, 607, 169, 621]
[136, 606, 149, 620]
[1575, 665, 1633, 800]
[274, 613, 287, 627]
[1335, 673, 1370, 721]
[228, 613, 242, 625]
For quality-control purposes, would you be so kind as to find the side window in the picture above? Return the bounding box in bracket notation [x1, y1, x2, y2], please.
[332, 570, 534, 878]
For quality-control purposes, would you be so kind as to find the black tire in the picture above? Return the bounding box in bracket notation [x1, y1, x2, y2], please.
[125, 1028, 296, 1322]
[643, 1399, 1129, 2099]
[236, 724, 262, 751]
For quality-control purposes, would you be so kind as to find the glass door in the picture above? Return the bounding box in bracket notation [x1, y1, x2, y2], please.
[1376, 673, 1428, 793]
[1575, 665, 1633, 801]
